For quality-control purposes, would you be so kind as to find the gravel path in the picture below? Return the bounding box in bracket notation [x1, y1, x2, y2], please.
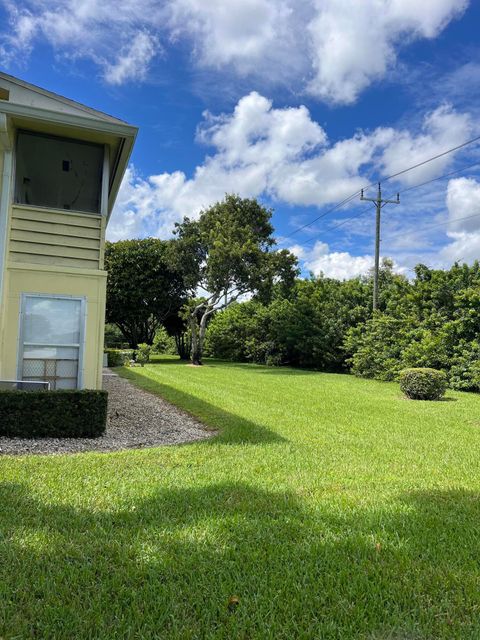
[0, 371, 213, 456]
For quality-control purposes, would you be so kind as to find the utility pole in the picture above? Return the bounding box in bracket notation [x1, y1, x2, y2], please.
[360, 183, 399, 311]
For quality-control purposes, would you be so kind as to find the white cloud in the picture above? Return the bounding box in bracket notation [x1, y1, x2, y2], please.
[168, 0, 297, 70]
[0, 0, 163, 81]
[290, 241, 374, 279]
[446, 177, 480, 232]
[379, 105, 472, 186]
[0, 0, 469, 99]
[291, 239, 414, 279]
[104, 32, 158, 85]
[439, 177, 480, 264]
[441, 61, 480, 104]
[306, 0, 468, 104]
[106, 167, 156, 241]
[439, 231, 480, 265]
[108, 94, 472, 243]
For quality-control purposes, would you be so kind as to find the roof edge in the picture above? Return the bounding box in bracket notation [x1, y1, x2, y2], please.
[0, 101, 138, 138]
[0, 71, 131, 126]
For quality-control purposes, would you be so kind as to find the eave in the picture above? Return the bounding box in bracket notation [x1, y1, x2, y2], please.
[0, 101, 138, 219]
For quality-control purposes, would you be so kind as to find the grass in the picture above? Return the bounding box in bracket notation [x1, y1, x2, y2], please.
[1, 357, 480, 638]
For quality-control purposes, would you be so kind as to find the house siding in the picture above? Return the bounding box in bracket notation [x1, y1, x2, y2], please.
[0, 205, 107, 389]
[2, 264, 107, 390]
[8, 205, 104, 270]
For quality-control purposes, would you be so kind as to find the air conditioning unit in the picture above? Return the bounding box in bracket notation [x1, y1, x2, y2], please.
[0, 379, 50, 391]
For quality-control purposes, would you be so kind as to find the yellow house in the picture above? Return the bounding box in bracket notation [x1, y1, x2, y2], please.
[0, 72, 137, 390]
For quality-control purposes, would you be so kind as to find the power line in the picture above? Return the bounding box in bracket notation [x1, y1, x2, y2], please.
[292, 159, 480, 251]
[301, 209, 480, 253]
[283, 133, 480, 240]
[296, 212, 480, 285]
[301, 211, 480, 251]
[382, 159, 480, 201]
[283, 191, 360, 239]
[296, 203, 374, 249]
[380, 133, 480, 184]
[385, 211, 480, 242]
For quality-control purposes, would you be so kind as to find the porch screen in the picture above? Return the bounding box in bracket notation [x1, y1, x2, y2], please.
[20, 295, 85, 390]
[15, 131, 104, 214]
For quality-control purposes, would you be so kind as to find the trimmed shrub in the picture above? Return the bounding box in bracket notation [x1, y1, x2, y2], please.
[105, 348, 134, 367]
[0, 389, 108, 438]
[399, 368, 447, 401]
[152, 327, 177, 354]
[136, 343, 151, 366]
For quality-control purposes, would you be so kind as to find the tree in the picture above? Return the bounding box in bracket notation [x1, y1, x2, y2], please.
[345, 261, 480, 389]
[205, 274, 372, 370]
[169, 194, 298, 365]
[105, 238, 187, 349]
[204, 300, 268, 363]
[163, 309, 190, 360]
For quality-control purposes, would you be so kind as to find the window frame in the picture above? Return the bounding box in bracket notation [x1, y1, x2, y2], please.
[16, 293, 87, 389]
[13, 129, 108, 216]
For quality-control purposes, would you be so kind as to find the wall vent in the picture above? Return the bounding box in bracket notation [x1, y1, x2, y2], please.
[0, 87, 10, 101]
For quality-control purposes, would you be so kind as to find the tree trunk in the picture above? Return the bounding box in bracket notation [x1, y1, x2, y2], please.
[180, 333, 190, 360]
[190, 315, 202, 365]
[197, 312, 209, 363]
[190, 310, 209, 365]
[190, 297, 218, 365]
[175, 333, 189, 360]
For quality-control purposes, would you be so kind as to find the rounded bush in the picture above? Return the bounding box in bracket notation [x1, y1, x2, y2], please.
[136, 343, 151, 366]
[399, 367, 447, 400]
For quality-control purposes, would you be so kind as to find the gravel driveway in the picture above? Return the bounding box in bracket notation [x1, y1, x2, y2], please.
[0, 371, 213, 456]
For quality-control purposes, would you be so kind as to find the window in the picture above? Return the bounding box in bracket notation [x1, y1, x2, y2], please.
[15, 131, 104, 214]
[19, 294, 86, 390]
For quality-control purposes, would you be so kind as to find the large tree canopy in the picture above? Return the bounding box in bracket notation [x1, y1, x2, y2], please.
[169, 194, 298, 364]
[105, 238, 187, 349]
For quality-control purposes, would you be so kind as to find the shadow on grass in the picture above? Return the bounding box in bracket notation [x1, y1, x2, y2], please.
[148, 356, 191, 365]
[1, 481, 479, 639]
[254, 367, 329, 376]
[148, 358, 252, 368]
[118, 367, 286, 445]
[399, 395, 458, 403]
[148, 358, 319, 375]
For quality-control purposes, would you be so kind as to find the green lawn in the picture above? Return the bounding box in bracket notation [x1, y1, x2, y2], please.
[1, 358, 480, 639]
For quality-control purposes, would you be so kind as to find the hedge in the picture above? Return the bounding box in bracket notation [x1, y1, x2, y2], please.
[0, 389, 108, 438]
[105, 348, 134, 367]
[399, 368, 447, 401]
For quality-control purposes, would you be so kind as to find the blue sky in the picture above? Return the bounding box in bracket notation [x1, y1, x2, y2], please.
[1, 0, 480, 278]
